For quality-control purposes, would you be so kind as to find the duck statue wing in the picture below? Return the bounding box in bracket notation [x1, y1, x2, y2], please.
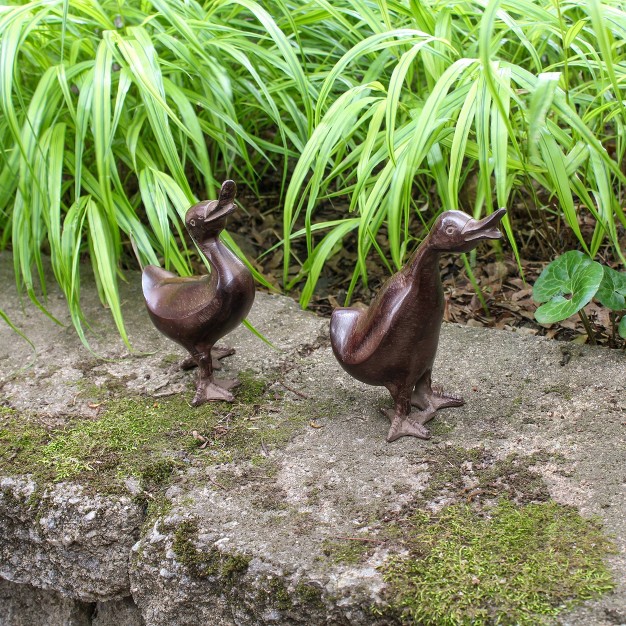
[142, 265, 214, 321]
[330, 277, 412, 367]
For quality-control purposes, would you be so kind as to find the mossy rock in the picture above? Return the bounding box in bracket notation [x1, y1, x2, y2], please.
[0, 371, 326, 494]
[378, 499, 615, 625]
[171, 519, 250, 583]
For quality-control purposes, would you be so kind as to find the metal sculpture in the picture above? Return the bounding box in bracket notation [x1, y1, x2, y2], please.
[142, 180, 255, 405]
[330, 209, 507, 442]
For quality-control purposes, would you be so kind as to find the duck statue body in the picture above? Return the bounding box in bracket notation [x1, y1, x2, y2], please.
[330, 208, 506, 442]
[142, 180, 255, 405]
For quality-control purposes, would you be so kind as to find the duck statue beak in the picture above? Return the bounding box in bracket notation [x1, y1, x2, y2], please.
[203, 180, 238, 222]
[461, 208, 507, 242]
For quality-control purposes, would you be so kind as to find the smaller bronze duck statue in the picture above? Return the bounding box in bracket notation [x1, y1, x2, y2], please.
[330, 208, 507, 443]
[142, 180, 255, 405]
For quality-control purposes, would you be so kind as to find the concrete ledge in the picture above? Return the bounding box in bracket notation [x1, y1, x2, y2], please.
[0, 257, 624, 625]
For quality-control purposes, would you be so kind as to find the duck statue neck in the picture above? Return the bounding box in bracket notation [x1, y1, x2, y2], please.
[330, 208, 507, 442]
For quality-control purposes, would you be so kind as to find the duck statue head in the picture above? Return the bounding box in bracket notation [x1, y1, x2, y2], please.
[185, 179, 238, 243]
[427, 208, 507, 253]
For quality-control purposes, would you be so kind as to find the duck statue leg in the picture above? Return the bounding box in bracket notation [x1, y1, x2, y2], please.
[180, 346, 236, 372]
[411, 370, 464, 412]
[191, 350, 239, 406]
[383, 383, 438, 442]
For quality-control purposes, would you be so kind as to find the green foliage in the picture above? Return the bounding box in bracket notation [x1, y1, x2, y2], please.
[533, 251, 604, 324]
[1, 0, 625, 337]
[596, 265, 626, 311]
[281, 0, 626, 306]
[533, 251, 626, 340]
[0, 0, 298, 345]
[382, 500, 615, 626]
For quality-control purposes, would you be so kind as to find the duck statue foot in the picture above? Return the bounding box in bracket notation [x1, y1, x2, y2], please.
[411, 385, 465, 411]
[191, 377, 240, 406]
[180, 345, 236, 372]
[383, 407, 437, 442]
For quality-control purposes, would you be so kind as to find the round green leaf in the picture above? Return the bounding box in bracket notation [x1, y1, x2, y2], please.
[619, 315, 626, 339]
[533, 251, 603, 324]
[596, 265, 626, 311]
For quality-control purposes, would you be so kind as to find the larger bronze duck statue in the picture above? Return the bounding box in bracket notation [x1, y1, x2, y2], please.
[142, 180, 255, 405]
[330, 208, 507, 442]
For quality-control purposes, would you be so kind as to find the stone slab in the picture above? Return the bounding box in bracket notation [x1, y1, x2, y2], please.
[0, 255, 624, 625]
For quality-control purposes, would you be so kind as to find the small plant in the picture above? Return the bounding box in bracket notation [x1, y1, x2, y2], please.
[533, 251, 626, 345]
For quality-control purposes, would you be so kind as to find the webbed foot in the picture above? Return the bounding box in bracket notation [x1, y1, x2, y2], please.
[181, 345, 236, 371]
[411, 384, 464, 411]
[191, 377, 240, 406]
[382, 407, 437, 442]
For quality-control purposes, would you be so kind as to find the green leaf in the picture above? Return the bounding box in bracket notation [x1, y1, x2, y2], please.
[537, 130, 588, 253]
[533, 251, 603, 324]
[619, 315, 626, 339]
[299, 219, 359, 308]
[86, 198, 130, 349]
[596, 266, 626, 311]
[528, 72, 560, 155]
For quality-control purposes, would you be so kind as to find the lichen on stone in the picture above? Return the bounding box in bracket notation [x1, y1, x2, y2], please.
[171, 519, 250, 583]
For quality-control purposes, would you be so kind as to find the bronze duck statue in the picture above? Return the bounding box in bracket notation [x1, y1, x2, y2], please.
[330, 208, 506, 442]
[142, 180, 255, 405]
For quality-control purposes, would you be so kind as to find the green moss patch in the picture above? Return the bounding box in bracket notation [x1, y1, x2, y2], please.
[0, 406, 49, 474]
[171, 519, 250, 582]
[380, 499, 615, 626]
[0, 372, 326, 489]
[321, 538, 372, 565]
[309, 446, 614, 625]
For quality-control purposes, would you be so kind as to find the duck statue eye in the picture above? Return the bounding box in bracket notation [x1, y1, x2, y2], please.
[445, 226, 455, 235]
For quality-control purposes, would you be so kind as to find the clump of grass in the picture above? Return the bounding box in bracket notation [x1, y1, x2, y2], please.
[381, 500, 615, 626]
[282, 0, 626, 308]
[2, 0, 626, 347]
[0, 0, 293, 347]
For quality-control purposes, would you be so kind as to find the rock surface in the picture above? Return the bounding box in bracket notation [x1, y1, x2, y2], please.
[0, 477, 142, 601]
[0, 255, 625, 625]
[0, 578, 143, 626]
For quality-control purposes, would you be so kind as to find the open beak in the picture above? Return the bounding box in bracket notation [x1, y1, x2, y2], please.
[461, 208, 507, 242]
[203, 180, 237, 222]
